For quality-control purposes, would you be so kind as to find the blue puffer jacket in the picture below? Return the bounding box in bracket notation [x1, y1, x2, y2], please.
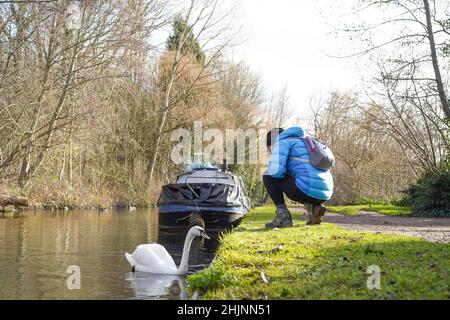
[267, 127, 334, 201]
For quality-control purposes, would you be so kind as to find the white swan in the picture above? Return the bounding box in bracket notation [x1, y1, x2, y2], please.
[125, 226, 210, 275]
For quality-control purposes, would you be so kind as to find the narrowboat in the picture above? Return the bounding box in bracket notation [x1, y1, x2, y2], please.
[157, 162, 250, 229]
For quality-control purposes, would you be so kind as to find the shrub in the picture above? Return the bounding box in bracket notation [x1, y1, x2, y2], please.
[404, 169, 450, 217]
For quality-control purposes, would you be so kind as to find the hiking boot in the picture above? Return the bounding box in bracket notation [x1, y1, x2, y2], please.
[265, 208, 293, 229]
[306, 204, 326, 225]
[303, 203, 313, 221]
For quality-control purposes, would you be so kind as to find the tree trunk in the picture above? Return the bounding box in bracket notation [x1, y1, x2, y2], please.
[68, 136, 73, 186]
[59, 145, 66, 181]
[0, 195, 28, 207]
[146, 50, 181, 185]
[423, 0, 450, 120]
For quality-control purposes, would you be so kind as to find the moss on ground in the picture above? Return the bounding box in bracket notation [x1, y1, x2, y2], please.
[187, 207, 450, 300]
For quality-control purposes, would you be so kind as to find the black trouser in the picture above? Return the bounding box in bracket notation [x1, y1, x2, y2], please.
[263, 175, 325, 206]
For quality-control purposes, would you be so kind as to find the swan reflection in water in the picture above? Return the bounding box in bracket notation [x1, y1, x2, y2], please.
[125, 272, 187, 300]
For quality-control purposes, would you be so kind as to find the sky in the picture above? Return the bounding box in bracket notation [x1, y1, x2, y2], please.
[151, 0, 364, 124]
[235, 0, 362, 122]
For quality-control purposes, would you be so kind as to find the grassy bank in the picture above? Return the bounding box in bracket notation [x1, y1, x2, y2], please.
[187, 207, 450, 299]
[327, 204, 412, 216]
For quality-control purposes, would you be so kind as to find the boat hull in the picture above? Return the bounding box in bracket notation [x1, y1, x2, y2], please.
[158, 205, 246, 229]
[157, 181, 250, 229]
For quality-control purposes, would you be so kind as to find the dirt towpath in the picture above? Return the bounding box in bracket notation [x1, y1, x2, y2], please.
[291, 207, 450, 243]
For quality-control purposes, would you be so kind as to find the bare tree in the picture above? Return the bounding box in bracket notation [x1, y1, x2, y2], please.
[338, 0, 450, 174]
[265, 84, 291, 128]
[0, 0, 167, 188]
[311, 91, 417, 204]
[146, 0, 239, 185]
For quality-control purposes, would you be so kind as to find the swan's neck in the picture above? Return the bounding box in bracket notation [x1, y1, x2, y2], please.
[177, 231, 195, 275]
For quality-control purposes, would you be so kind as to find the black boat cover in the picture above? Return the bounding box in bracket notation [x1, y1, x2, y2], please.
[157, 183, 250, 209]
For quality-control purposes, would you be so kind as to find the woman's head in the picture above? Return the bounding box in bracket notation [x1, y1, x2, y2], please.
[266, 128, 284, 151]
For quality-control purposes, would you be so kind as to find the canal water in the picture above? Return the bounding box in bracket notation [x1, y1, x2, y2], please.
[0, 209, 219, 300]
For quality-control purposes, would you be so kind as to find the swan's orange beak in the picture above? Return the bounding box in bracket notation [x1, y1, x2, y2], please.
[201, 231, 211, 240]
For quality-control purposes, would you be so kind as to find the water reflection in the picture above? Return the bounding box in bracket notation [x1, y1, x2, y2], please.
[125, 273, 186, 300]
[0, 209, 219, 300]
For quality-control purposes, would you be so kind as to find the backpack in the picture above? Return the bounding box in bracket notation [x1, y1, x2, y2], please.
[290, 136, 335, 171]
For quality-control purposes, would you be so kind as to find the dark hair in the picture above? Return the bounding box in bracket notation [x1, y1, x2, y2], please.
[266, 128, 284, 148]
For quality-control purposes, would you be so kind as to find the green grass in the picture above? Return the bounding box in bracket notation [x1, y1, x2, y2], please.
[327, 204, 412, 216]
[187, 207, 450, 300]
